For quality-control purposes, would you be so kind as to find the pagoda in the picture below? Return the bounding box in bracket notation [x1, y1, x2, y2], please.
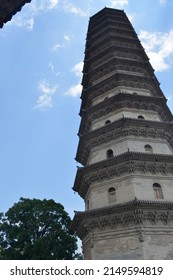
[71, 7, 173, 260]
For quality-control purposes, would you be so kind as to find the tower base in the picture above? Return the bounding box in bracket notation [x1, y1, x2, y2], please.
[72, 200, 173, 259]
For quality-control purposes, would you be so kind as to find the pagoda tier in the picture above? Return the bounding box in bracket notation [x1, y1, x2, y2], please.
[80, 62, 166, 113]
[76, 117, 173, 165]
[78, 93, 172, 135]
[82, 58, 156, 88]
[73, 152, 173, 199]
[72, 199, 173, 240]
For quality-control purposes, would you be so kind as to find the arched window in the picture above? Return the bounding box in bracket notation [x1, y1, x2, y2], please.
[144, 144, 153, 153]
[105, 120, 111, 125]
[107, 149, 114, 159]
[108, 187, 116, 203]
[153, 183, 163, 199]
[138, 115, 145, 119]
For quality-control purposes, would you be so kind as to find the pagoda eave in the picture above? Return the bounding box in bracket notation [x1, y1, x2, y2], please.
[73, 152, 173, 198]
[0, 0, 31, 28]
[76, 118, 173, 165]
[79, 93, 173, 135]
[71, 199, 173, 239]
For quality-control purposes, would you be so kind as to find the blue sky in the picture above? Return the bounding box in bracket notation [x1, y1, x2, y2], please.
[0, 0, 173, 219]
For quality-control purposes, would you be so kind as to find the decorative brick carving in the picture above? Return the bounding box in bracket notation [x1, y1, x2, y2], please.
[74, 152, 173, 198]
[76, 118, 173, 165]
[72, 200, 173, 239]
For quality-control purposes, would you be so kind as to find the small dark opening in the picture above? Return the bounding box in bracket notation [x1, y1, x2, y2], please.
[107, 149, 114, 158]
[105, 120, 111, 125]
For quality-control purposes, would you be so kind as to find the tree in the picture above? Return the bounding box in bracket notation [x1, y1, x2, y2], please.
[0, 198, 80, 260]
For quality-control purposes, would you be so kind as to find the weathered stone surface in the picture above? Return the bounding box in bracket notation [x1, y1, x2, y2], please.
[85, 226, 173, 259]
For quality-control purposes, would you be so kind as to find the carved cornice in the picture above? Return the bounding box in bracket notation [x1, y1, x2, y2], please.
[79, 93, 172, 135]
[88, 18, 133, 39]
[89, 8, 128, 30]
[71, 199, 173, 239]
[73, 152, 173, 198]
[80, 76, 166, 117]
[88, 27, 138, 50]
[76, 118, 173, 165]
[82, 72, 162, 97]
[83, 40, 142, 72]
[82, 57, 154, 88]
[85, 35, 143, 64]
[86, 47, 145, 70]
[0, 0, 31, 28]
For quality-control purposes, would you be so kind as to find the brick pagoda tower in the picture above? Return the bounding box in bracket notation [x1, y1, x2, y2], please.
[71, 8, 173, 259]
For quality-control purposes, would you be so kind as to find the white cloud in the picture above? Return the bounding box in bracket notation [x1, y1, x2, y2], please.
[65, 61, 83, 97]
[64, 34, 71, 41]
[7, 17, 34, 30]
[110, 0, 128, 8]
[72, 61, 83, 77]
[26, 18, 34, 30]
[39, 81, 57, 94]
[34, 80, 58, 110]
[7, 0, 59, 30]
[7, 0, 85, 30]
[127, 12, 135, 24]
[166, 96, 171, 102]
[65, 84, 82, 97]
[63, 2, 87, 16]
[49, 0, 59, 9]
[30, 0, 59, 14]
[51, 34, 73, 52]
[147, 52, 168, 72]
[159, 0, 167, 5]
[51, 43, 62, 51]
[49, 62, 55, 72]
[139, 30, 173, 72]
[48, 63, 60, 76]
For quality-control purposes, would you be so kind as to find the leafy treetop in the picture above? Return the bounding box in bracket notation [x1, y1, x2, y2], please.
[0, 197, 80, 260]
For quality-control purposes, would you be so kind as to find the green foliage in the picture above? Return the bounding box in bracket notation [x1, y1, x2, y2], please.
[0, 198, 80, 260]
